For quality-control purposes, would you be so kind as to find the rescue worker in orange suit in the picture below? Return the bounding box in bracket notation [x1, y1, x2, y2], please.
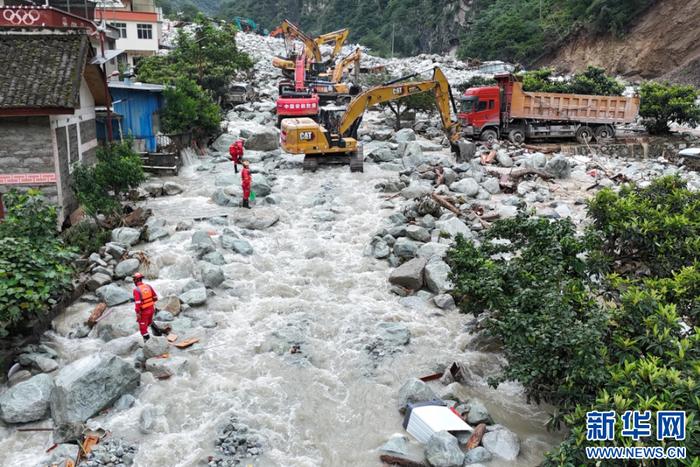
[241, 159, 252, 209]
[132, 272, 161, 341]
[229, 140, 244, 173]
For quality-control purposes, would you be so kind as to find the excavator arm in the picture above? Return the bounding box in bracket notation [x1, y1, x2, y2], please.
[314, 28, 349, 61]
[338, 67, 461, 142]
[275, 19, 322, 62]
[331, 48, 361, 83]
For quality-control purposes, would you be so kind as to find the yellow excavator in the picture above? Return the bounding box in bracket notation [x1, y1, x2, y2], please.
[281, 67, 463, 172]
[329, 47, 361, 84]
[271, 20, 349, 77]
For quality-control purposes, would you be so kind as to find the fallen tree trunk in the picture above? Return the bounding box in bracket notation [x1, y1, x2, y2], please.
[466, 423, 487, 449]
[86, 303, 107, 328]
[431, 192, 461, 217]
[380, 454, 427, 467]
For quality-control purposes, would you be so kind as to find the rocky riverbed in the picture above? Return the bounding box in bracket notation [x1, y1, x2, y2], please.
[2, 31, 700, 467]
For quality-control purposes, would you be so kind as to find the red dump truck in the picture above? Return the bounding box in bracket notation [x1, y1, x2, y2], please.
[458, 73, 640, 144]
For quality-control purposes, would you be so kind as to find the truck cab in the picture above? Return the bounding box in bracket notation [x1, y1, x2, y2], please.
[458, 86, 501, 142]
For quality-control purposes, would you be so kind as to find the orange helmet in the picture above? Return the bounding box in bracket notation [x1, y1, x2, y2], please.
[133, 272, 144, 283]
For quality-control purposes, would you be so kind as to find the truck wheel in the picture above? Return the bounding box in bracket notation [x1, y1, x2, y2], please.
[576, 126, 594, 144]
[594, 125, 615, 141]
[480, 129, 498, 143]
[508, 129, 525, 145]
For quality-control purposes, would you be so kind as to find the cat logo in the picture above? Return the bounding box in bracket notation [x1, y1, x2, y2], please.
[299, 131, 314, 141]
[408, 86, 421, 93]
[392, 86, 403, 96]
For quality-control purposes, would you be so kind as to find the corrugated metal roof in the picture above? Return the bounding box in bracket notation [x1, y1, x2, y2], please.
[108, 81, 165, 92]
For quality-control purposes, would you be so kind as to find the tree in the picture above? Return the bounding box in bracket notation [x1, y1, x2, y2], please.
[519, 66, 624, 95]
[161, 77, 222, 141]
[71, 141, 145, 219]
[457, 76, 496, 93]
[639, 81, 700, 134]
[137, 14, 252, 103]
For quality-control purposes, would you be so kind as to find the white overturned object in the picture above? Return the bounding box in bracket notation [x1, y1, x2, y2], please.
[402, 400, 472, 444]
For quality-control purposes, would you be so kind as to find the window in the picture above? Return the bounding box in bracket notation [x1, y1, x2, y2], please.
[476, 100, 488, 111]
[137, 23, 153, 39]
[488, 100, 495, 109]
[111, 22, 127, 38]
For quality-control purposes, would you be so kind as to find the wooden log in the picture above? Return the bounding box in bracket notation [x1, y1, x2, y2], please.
[466, 423, 487, 450]
[480, 150, 497, 165]
[379, 454, 428, 467]
[434, 166, 445, 187]
[431, 193, 461, 217]
[86, 302, 107, 327]
[523, 144, 560, 154]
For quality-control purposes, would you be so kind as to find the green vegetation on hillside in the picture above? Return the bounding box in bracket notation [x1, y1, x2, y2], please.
[448, 176, 700, 464]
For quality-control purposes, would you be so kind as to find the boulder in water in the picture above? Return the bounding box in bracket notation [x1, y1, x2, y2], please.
[111, 227, 141, 246]
[0, 373, 53, 423]
[388, 257, 427, 290]
[145, 356, 189, 378]
[397, 378, 439, 414]
[163, 181, 184, 195]
[114, 258, 140, 278]
[200, 262, 225, 288]
[50, 353, 139, 442]
[232, 210, 279, 230]
[424, 260, 454, 294]
[425, 431, 464, 467]
[482, 427, 520, 461]
[96, 284, 131, 307]
[244, 128, 279, 151]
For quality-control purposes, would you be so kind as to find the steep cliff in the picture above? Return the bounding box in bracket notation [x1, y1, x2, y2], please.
[540, 0, 700, 84]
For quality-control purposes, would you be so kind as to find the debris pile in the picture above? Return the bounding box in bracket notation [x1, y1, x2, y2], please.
[84, 438, 139, 466]
[208, 417, 265, 466]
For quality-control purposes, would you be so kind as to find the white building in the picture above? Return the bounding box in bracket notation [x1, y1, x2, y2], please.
[95, 0, 162, 67]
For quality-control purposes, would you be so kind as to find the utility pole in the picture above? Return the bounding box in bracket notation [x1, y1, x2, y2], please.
[391, 23, 395, 58]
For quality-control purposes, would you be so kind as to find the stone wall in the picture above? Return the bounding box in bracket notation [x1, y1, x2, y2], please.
[559, 136, 700, 160]
[0, 117, 54, 173]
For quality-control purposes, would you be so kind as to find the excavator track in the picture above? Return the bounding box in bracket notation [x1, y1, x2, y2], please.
[303, 155, 319, 172]
[349, 149, 364, 173]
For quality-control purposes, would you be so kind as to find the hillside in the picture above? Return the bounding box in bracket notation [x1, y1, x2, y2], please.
[540, 0, 700, 85]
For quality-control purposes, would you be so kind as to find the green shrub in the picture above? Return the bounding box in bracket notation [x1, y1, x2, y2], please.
[162, 77, 222, 141]
[639, 81, 700, 134]
[72, 140, 145, 218]
[61, 219, 112, 256]
[520, 66, 624, 95]
[0, 190, 74, 337]
[457, 76, 496, 93]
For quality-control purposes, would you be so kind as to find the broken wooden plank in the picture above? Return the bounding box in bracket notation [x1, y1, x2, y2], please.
[174, 337, 200, 349]
[81, 434, 100, 456]
[86, 302, 107, 327]
[379, 454, 427, 467]
[166, 334, 178, 343]
[431, 193, 461, 217]
[466, 423, 486, 449]
[419, 372, 443, 383]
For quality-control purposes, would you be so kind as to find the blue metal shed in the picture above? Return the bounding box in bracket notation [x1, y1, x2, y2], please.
[107, 81, 165, 152]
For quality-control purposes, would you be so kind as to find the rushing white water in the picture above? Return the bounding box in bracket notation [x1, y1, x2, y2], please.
[0, 154, 563, 467]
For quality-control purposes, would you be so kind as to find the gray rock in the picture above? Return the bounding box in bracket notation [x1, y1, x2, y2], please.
[143, 336, 169, 359]
[212, 188, 240, 207]
[435, 217, 471, 239]
[215, 172, 238, 186]
[45, 443, 80, 466]
[113, 394, 136, 411]
[18, 353, 58, 373]
[146, 226, 169, 242]
[398, 378, 439, 414]
[114, 258, 140, 278]
[466, 399, 491, 425]
[0, 373, 53, 423]
[251, 174, 272, 197]
[425, 431, 464, 467]
[394, 128, 416, 142]
[545, 155, 571, 178]
[244, 128, 279, 151]
[481, 177, 501, 194]
[89, 253, 106, 266]
[8, 370, 32, 387]
[401, 142, 426, 168]
[401, 180, 433, 199]
[482, 428, 520, 461]
[389, 225, 407, 238]
[200, 262, 225, 288]
[496, 150, 514, 167]
[103, 334, 142, 356]
[233, 210, 279, 230]
[86, 272, 111, 291]
[191, 230, 216, 255]
[450, 178, 479, 197]
[368, 146, 396, 162]
[371, 238, 391, 259]
[156, 295, 181, 316]
[388, 257, 428, 290]
[221, 233, 254, 255]
[417, 242, 449, 260]
[498, 205, 518, 219]
[179, 287, 207, 306]
[145, 356, 189, 378]
[105, 242, 127, 259]
[111, 227, 141, 246]
[202, 250, 227, 265]
[163, 182, 184, 195]
[155, 310, 174, 322]
[406, 225, 431, 242]
[96, 284, 131, 306]
[143, 182, 164, 197]
[464, 446, 492, 464]
[379, 435, 410, 456]
[212, 133, 238, 152]
[394, 237, 419, 259]
[457, 141, 476, 161]
[93, 306, 135, 341]
[424, 260, 453, 294]
[51, 353, 140, 442]
[433, 294, 456, 310]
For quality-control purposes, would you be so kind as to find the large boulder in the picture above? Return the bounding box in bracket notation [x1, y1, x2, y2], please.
[93, 305, 135, 341]
[450, 178, 479, 197]
[394, 128, 416, 143]
[388, 257, 428, 290]
[251, 174, 272, 197]
[114, 258, 140, 279]
[464, 446, 492, 464]
[179, 287, 207, 306]
[212, 132, 238, 153]
[376, 322, 411, 347]
[232, 210, 279, 230]
[221, 229, 254, 255]
[111, 227, 141, 246]
[143, 336, 169, 359]
[417, 242, 449, 260]
[545, 155, 572, 178]
[465, 399, 492, 425]
[435, 218, 471, 240]
[393, 238, 419, 260]
[212, 188, 240, 207]
[244, 128, 279, 151]
[96, 284, 131, 307]
[0, 373, 53, 423]
[424, 260, 454, 294]
[481, 428, 520, 461]
[163, 181, 184, 196]
[401, 180, 433, 200]
[191, 230, 216, 255]
[145, 356, 189, 378]
[50, 353, 139, 442]
[200, 262, 225, 288]
[86, 272, 111, 291]
[406, 225, 431, 242]
[397, 378, 439, 414]
[425, 431, 464, 467]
